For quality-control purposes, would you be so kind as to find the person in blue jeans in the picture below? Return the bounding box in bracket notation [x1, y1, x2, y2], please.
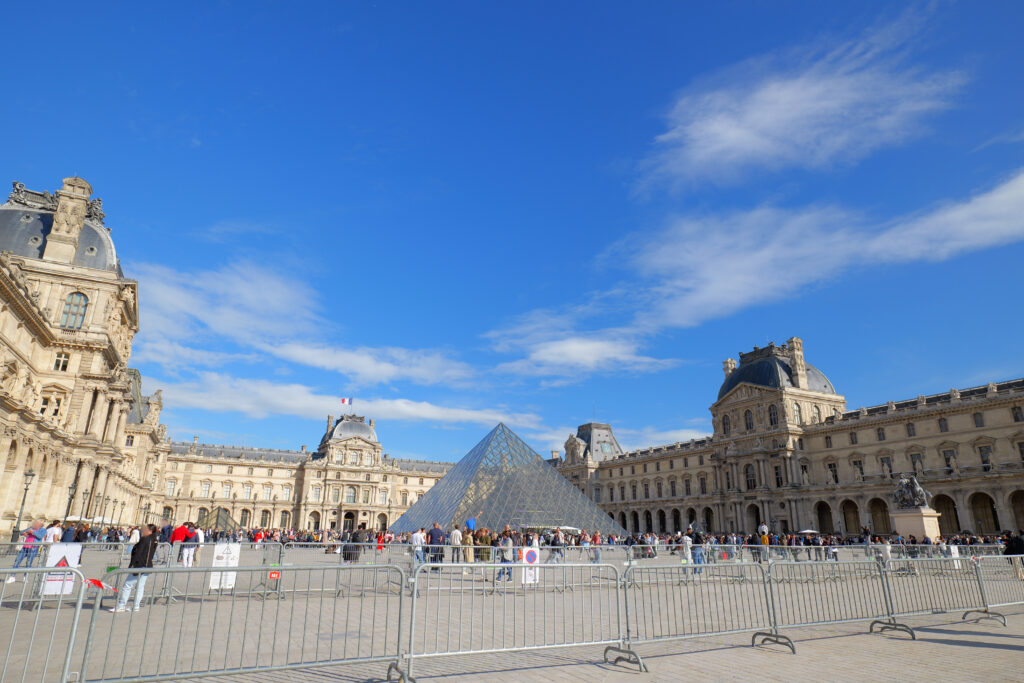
[110, 524, 158, 612]
[494, 533, 513, 582]
[7, 521, 45, 583]
[688, 528, 705, 575]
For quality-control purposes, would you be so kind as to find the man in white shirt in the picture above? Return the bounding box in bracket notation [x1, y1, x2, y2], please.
[411, 528, 427, 565]
[448, 527, 463, 563]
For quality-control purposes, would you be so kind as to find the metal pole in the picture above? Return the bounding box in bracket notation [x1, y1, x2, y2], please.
[10, 469, 36, 542]
[79, 488, 90, 525]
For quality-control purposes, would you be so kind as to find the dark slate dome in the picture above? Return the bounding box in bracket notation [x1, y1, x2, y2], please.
[0, 207, 119, 272]
[718, 355, 835, 399]
[330, 415, 378, 442]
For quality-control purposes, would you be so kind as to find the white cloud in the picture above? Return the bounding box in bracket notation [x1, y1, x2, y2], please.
[614, 427, 712, 453]
[154, 372, 541, 428]
[495, 336, 676, 380]
[131, 261, 472, 386]
[642, 12, 965, 187]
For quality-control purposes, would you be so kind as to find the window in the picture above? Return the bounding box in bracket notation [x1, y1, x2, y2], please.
[365, 473, 371, 481]
[243, 484, 252, 498]
[379, 490, 386, 505]
[938, 418, 949, 433]
[222, 484, 231, 498]
[362, 489, 370, 504]
[419, 477, 424, 485]
[166, 479, 176, 497]
[670, 480, 677, 496]
[880, 457, 893, 478]
[311, 486, 321, 502]
[744, 465, 756, 490]
[620, 486, 626, 500]
[200, 481, 211, 497]
[125, 435, 134, 447]
[793, 403, 802, 424]
[1018, 442, 1024, 463]
[383, 475, 388, 482]
[685, 478, 692, 495]
[282, 486, 291, 500]
[247, 467, 254, 475]
[59, 292, 88, 329]
[942, 449, 956, 474]
[683, 458, 688, 468]
[906, 423, 916, 437]
[744, 410, 754, 431]
[403, 477, 408, 484]
[631, 485, 638, 500]
[609, 487, 614, 502]
[978, 445, 992, 471]
[848, 432, 858, 445]
[800, 463, 808, 482]
[774, 466, 783, 488]
[813, 406, 822, 423]
[226, 466, 233, 474]
[263, 484, 272, 500]
[669, 460, 674, 470]
[910, 453, 923, 474]
[655, 462, 660, 472]
[205, 464, 213, 473]
[171, 462, 179, 471]
[768, 405, 779, 426]
[643, 464, 647, 473]
[345, 486, 356, 503]
[699, 476, 707, 494]
[53, 352, 70, 372]
[827, 463, 838, 483]
[39, 396, 61, 417]
[725, 470, 733, 489]
[631, 465, 636, 474]
[267, 469, 273, 477]
[722, 415, 731, 435]
[1013, 406, 1024, 423]
[797, 438, 804, 450]
[401, 492, 408, 506]
[973, 412, 984, 428]
[876, 427, 886, 441]
[698, 455, 704, 466]
[825, 436, 833, 449]
[852, 459, 864, 478]
[643, 483, 650, 499]
[335, 472, 340, 479]
[593, 488, 601, 503]
[656, 482, 663, 497]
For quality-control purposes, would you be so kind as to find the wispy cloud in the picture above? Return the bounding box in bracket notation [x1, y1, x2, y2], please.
[974, 127, 1024, 152]
[614, 426, 711, 453]
[153, 372, 541, 428]
[494, 336, 676, 382]
[641, 11, 965, 187]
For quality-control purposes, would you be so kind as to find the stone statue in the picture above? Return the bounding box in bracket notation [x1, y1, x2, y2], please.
[892, 475, 931, 509]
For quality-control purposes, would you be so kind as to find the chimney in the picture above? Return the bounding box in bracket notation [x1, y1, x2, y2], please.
[787, 337, 807, 389]
[723, 358, 737, 378]
[369, 419, 375, 427]
[327, 414, 334, 431]
[43, 177, 92, 263]
[192, 436, 199, 443]
[551, 450, 559, 460]
[301, 445, 307, 453]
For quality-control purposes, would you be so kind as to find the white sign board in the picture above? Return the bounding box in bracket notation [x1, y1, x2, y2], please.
[521, 546, 539, 585]
[209, 543, 240, 590]
[43, 543, 83, 596]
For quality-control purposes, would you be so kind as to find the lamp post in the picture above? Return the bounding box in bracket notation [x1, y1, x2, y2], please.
[63, 480, 77, 527]
[78, 488, 90, 525]
[10, 469, 36, 542]
[99, 496, 111, 525]
[141, 504, 151, 526]
[117, 501, 126, 529]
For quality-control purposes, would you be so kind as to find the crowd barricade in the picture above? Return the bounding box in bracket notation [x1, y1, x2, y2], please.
[619, 561, 778, 669]
[396, 562, 626, 681]
[0, 566, 87, 683]
[74, 563, 407, 682]
[881, 557, 989, 623]
[766, 560, 914, 641]
[972, 555, 1024, 624]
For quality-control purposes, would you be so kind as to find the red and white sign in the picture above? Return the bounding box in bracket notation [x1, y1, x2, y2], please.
[521, 546, 539, 585]
[268, 571, 280, 580]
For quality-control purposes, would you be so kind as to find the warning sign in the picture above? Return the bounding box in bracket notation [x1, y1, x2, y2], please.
[521, 546, 539, 585]
[268, 571, 280, 580]
[43, 543, 82, 596]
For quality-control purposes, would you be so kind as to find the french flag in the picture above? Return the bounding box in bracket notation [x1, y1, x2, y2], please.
[340, 398, 354, 406]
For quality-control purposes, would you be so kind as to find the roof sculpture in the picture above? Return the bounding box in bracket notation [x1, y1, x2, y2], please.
[390, 423, 628, 535]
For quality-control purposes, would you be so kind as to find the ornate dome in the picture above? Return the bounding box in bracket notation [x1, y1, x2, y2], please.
[330, 414, 378, 442]
[0, 208, 119, 272]
[718, 355, 835, 400]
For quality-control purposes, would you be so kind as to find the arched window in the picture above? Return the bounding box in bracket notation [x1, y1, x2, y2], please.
[280, 511, 290, 528]
[793, 403, 802, 424]
[768, 405, 779, 426]
[345, 486, 357, 503]
[938, 417, 949, 433]
[722, 415, 731, 435]
[60, 292, 88, 330]
[744, 464, 757, 490]
[260, 510, 271, 527]
[378, 490, 387, 505]
[401, 492, 408, 506]
[813, 406, 822, 423]
[744, 410, 754, 431]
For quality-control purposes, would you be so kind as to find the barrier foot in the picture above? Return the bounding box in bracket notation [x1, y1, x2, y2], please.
[752, 631, 795, 654]
[962, 609, 1006, 626]
[386, 660, 410, 682]
[869, 619, 915, 639]
[604, 645, 647, 672]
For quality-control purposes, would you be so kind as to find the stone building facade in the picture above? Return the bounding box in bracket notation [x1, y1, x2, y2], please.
[161, 414, 452, 532]
[0, 177, 171, 534]
[557, 337, 1024, 538]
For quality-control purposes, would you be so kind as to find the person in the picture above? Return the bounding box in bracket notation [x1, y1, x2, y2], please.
[7, 520, 46, 582]
[128, 526, 141, 544]
[110, 524, 158, 613]
[1003, 531, 1024, 580]
[426, 523, 445, 566]
[494, 532, 513, 582]
[180, 523, 199, 567]
[448, 526, 463, 563]
[591, 530, 602, 563]
[158, 519, 173, 544]
[44, 520, 62, 544]
[681, 529, 693, 570]
[411, 527, 427, 565]
[689, 527, 705, 574]
[549, 528, 565, 563]
[61, 523, 77, 543]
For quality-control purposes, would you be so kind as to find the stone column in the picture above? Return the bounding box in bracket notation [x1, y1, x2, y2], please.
[89, 392, 108, 439]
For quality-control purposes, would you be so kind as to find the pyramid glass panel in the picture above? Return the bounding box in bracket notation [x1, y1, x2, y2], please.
[391, 423, 627, 535]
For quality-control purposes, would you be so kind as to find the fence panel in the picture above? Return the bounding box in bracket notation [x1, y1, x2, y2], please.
[75, 564, 406, 682]
[403, 562, 622, 680]
[0, 566, 87, 683]
[883, 557, 985, 620]
[975, 555, 1024, 613]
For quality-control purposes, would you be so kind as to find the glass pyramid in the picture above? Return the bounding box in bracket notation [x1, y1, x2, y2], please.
[391, 423, 627, 535]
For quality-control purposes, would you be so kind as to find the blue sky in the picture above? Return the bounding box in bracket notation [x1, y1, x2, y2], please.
[3, 2, 1023, 461]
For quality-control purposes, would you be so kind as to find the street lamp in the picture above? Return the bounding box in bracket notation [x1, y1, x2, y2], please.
[99, 495, 111, 525]
[117, 500, 126, 528]
[78, 488, 90, 524]
[10, 469, 36, 542]
[63, 480, 77, 527]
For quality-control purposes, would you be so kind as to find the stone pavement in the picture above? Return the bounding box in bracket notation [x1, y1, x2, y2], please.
[218, 608, 1024, 682]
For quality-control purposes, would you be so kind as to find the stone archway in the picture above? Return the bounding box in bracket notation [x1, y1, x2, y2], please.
[1011, 491, 1024, 531]
[619, 512, 627, 529]
[746, 504, 761, 532]
[657, 509, 666, 533]
[932, 494, 960, 536]
[307, 511, 320, 531]
[841, 500, 859, 535]
[343, 511, 356, 532]
[377, 513, 388, 532]
[868, 498, 891, 535]
[631, 511, 640, 533]
[815, 501, 834, 534]
[969, 492, 1000, 534]
[672, 508, 681, 533]
[703, 507, 714, 533]
[644, 510, 653, 533]
[687, 508, 697, 525]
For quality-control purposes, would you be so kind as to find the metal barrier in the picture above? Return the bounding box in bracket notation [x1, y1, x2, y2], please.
[75, 563, 407, 682]
[0, 566, 87, 683]
[882, 557, 992, 624]
[972, 554, 1024, 624]
[397, 562, 626, 682]
[766, 561, 914, 641]
[620, 561, 781, 669]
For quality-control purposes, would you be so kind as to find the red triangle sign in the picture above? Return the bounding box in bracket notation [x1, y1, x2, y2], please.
[54, 556, 69, 568]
